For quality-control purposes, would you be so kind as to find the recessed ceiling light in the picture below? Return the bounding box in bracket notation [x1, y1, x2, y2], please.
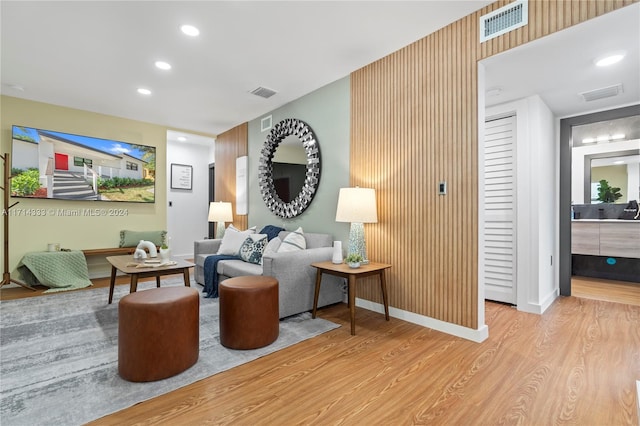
[180, 24, 200, 37]
[155, 61, 171, 70]
[177, 136, 187, 142]
[137, 88, 152, 95]
[611, 133, 626, 140]
[595, 53, 625, 67]
[582, 137, 596, 144]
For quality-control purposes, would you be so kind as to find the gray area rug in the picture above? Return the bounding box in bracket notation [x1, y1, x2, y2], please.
[0, 278, 339, 425]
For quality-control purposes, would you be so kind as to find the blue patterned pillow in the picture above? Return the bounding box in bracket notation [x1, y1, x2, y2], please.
[239, 234, 268, 264]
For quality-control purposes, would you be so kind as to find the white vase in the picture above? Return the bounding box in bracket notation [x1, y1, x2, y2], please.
[159, 248, 171, 261]
[332, 241, 343, 264]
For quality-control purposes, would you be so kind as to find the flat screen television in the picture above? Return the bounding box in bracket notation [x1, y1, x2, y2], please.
[11, 125, 156, 203]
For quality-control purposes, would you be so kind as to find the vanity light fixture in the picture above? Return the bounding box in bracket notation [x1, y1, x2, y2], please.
[596, 135, 609, 142]
[595, 53, 625, 67]
[155, 61, 172, 70]
[137, 88, 152, 95]
[582, 137, 596, 144]
[180, 24, 200, 37]
[611, 133, 626, 140]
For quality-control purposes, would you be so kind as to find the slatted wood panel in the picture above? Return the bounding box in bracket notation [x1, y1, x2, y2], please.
[350, 0, 635, 329]
[214, 123, 248, 231]
[484, 115, 516, 304]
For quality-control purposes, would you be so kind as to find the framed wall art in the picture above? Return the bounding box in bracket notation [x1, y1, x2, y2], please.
[170, 163, 193, 190]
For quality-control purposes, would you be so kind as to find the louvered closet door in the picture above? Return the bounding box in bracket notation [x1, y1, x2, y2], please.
[483, 115, 516, 304]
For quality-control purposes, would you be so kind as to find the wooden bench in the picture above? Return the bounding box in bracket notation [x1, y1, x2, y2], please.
[82, 247, 161, 257]
[82, 247, 137, 257]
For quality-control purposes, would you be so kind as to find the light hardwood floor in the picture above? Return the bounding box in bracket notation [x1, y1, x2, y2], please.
[2, 277, 638, 425]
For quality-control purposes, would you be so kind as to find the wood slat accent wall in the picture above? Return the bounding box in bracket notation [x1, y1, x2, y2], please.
[350, 0, 635, 329]
[214, 123, 248, 230]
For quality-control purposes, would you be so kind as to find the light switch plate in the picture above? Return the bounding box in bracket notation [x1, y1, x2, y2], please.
[438, 181, 447, 195]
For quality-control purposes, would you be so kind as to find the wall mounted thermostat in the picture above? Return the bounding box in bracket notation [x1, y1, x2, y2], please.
[438, 181, 447, 195]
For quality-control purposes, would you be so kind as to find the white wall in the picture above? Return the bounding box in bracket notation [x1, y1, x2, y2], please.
[166, 138, 212, 260]
[528, 95, 557, 312]
[486, 94, 558, 314]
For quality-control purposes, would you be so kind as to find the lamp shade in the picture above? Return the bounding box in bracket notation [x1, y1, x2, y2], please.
[335, 187, 378, 223]
[208, 201, 233, 222]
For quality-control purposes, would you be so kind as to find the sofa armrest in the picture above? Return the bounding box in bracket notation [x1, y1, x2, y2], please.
[194, 239, 221, 258]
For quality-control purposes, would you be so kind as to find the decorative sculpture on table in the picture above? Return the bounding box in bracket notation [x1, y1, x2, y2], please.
[134, 240, 157, 259]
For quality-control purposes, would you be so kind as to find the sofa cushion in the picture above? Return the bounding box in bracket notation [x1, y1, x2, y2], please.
[239, 234, 267, 265]
[277, 227, 306, 252]
[217, 259, 262, 277]
[277, 231, 332, 249]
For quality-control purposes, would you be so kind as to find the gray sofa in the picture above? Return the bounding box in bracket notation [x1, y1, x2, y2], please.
[194, 231, 345, 318]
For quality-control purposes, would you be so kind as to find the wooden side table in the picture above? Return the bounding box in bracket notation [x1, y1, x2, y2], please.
[311, 261, 392, 335]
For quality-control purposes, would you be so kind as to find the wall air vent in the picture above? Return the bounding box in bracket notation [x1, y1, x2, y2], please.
[480, 0, 528, 43]
[250, 86, 277, 99]
[580, 84, 624, 102]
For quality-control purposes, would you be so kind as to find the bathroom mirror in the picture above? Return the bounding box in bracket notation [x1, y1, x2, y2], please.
[258, 118, 320, 218]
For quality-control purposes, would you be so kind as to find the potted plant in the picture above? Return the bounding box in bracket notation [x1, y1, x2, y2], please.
[345, 253, 363, 269]
[596, 179, 622, 203]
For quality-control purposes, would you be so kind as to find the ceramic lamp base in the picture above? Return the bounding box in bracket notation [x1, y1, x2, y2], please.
[215, 222, 226, 239]
[347, 222, 369, 264]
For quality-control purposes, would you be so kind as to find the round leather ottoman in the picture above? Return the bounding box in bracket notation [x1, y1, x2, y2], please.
[118, 286, 200, 382]
[219, 276, 279, 350]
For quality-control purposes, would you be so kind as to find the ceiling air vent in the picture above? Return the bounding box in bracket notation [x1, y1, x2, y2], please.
[580, 84, 624, 102]
[480, 0, 528, 43]
[250, 86, 277, 99]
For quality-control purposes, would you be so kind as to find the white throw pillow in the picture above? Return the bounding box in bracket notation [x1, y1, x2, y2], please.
[263, 237, 282, 256]
[217, 226, 256, 255]
[277, 227, 306, 253]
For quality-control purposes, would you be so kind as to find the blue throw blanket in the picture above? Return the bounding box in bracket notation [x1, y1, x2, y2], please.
[203, 254, 241, 298]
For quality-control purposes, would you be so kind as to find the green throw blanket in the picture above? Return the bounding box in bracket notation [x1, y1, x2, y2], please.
[18, 251, 93, 293]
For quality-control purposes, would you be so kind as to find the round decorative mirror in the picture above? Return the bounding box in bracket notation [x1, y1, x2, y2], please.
[258, 118, 321, 218]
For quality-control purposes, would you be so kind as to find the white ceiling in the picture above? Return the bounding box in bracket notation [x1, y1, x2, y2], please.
[483, 3, 640, 119]
[1, 0, 491, 141]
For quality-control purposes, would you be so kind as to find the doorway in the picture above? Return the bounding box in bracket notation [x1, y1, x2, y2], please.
[481, 5, 639, 308]
[559, 104, 640, 296]
[208, 163, 215, 239]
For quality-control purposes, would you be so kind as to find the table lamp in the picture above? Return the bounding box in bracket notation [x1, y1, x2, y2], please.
[208, 201, 233, 239]
[335, 187, 378, 264]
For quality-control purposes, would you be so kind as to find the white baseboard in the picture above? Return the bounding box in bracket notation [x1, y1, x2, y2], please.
[355, 298, 489, 343]
[637, 380, 640, 425]
[517, 288, 560, 314]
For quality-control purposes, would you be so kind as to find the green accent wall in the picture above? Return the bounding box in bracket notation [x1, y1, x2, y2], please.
[247, 77, 350, 245]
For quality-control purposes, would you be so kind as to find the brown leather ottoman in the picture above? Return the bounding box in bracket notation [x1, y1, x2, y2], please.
[219, 276, 279, 349]
[118, 286, 199, 382]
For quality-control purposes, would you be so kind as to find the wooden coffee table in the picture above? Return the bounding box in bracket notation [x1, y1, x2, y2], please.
[311, 261, 392, 335]
[106, 255, 194, 304]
